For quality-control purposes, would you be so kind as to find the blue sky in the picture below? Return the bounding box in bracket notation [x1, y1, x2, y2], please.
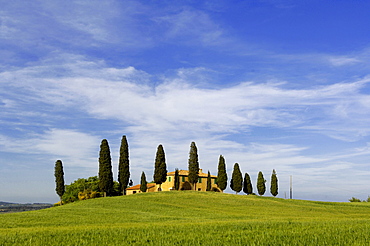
[1, 0, 370, 203]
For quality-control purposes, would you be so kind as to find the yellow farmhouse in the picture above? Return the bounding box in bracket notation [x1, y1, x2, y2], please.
[126, 169, 221, 195]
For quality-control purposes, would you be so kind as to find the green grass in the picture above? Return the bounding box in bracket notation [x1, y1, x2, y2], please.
[1, 191, 370, 245]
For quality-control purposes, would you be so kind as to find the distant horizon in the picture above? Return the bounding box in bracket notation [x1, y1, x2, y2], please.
[1, 0, 370, 204]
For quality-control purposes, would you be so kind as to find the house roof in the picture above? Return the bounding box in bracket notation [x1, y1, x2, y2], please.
[126, 183, 156, 190]
[167, 169, 217, 178]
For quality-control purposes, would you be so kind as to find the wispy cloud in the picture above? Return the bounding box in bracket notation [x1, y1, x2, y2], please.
[2, 53, 370, 143]
[328, 56, 361, 66]
[155, 8, 225, 46]
[0, 129, 99, 168]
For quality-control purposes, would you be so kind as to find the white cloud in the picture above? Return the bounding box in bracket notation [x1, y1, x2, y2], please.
[156, 8, 225, 46]
[2, 54, 370, 143]
[0, 129, 100, 169]
[328, 56, 361, 66]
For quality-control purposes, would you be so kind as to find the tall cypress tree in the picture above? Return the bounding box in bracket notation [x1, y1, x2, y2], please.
[217, 155, 227, 191]
[257, 171, 266, 196]
[206, 171, 212, 191]
[118, 135, 130, 195]
[243, 172, 253, 195]
[174, 168, 180, 190]
[231, 163, 243, 194]
[140, 172, 147, 193]
[54, 160, 65, 205]
[98, 139, 114, 197]
[153, 144, 167, 191]
[188, 141, 199, 190]
[270, 169, 278, 197]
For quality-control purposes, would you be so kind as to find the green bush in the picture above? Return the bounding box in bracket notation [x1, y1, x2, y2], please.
[349, 197, 362, 202]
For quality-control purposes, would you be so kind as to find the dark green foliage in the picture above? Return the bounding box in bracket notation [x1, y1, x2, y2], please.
[349, 197, 362, 202]
[217, 155, 227, 191]
[270, 169, 278, 197]
[140, 172, 147, 193]
[54, 160, 65, 204]
[174, 169, 180, 190]
[206, 171, 212, 191]
[62, 176, 120, 203]
[62, 176, 100, 203]
[153, 144, 167, 190]
[231, 163, 242, 194]
[118, 135, 130, 195]
[257, 171, 266, 196]
[98, 139, 114, 197]
[188, 142, 199, 190]
[243, 172, 253, 195]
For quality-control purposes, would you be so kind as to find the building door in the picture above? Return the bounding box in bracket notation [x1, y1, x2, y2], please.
[180, 181, 192, 190]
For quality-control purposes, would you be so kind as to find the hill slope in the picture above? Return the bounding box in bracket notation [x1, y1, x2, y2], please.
[1, 191, 370, 245]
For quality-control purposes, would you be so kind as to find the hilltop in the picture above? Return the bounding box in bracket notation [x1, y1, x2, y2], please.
[1, 192, 370, 245]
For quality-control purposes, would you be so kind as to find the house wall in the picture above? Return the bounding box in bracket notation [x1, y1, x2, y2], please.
[126, 189, 139, 195]
[159, 175, 219, 191]
[126, 184, 156, 195]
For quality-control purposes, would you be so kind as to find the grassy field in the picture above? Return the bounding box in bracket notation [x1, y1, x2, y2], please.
[1, 191, 370, 245]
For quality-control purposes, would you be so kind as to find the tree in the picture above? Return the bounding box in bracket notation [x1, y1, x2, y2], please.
[54, 160, 65, 205]
[140, 172, 147, 192]
[270, 169, 278, 197]
[98, 139, 114, 197]
[206, 171, 212, 191]
[118, 135, 130, 195]
[243, 172, 253, 195]
[231, 163, 243, 194]
[217, 155, 227, 191]
[257, 171, 266, 196]
[153, 144, 167, 191]
[349, 197, 362, 202]
[62, 176, 102, 204]
[174, 168, 180, 190]
[188, 141, 199, 190]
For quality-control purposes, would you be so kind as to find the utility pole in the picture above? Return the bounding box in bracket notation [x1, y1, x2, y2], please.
[290, 175, 293, 199]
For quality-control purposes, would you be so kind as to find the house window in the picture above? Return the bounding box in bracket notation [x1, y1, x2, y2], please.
[182, 176, 185, 182]
[198, 188, 201, 191]
[214, 178, 217, 184]
[198, 178, 202, 183]
[168, 177, 171, 182]
[133, 191, 136, 194]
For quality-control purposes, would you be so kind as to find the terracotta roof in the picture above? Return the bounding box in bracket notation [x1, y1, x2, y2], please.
[126, 183, 156, 190]
[167, 169, 217, 178]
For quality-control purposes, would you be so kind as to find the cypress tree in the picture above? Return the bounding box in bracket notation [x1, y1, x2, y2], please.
[174, 168, 180, 190]
[153, 144, 167, 191]
[243, 172, 253, 195]
[206, 171, 212, 191]
[231, 163, 243, 194]
[98, 139, 114, 197]
[270, 169, 278, 197]
[257, 171, 266, 196]
[54, 160, 65, 205]
[217, 155, 227, 191]
[188, 141, 199, 190]
[118, 135, 130, 195]
[140, 172, 147, 193]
